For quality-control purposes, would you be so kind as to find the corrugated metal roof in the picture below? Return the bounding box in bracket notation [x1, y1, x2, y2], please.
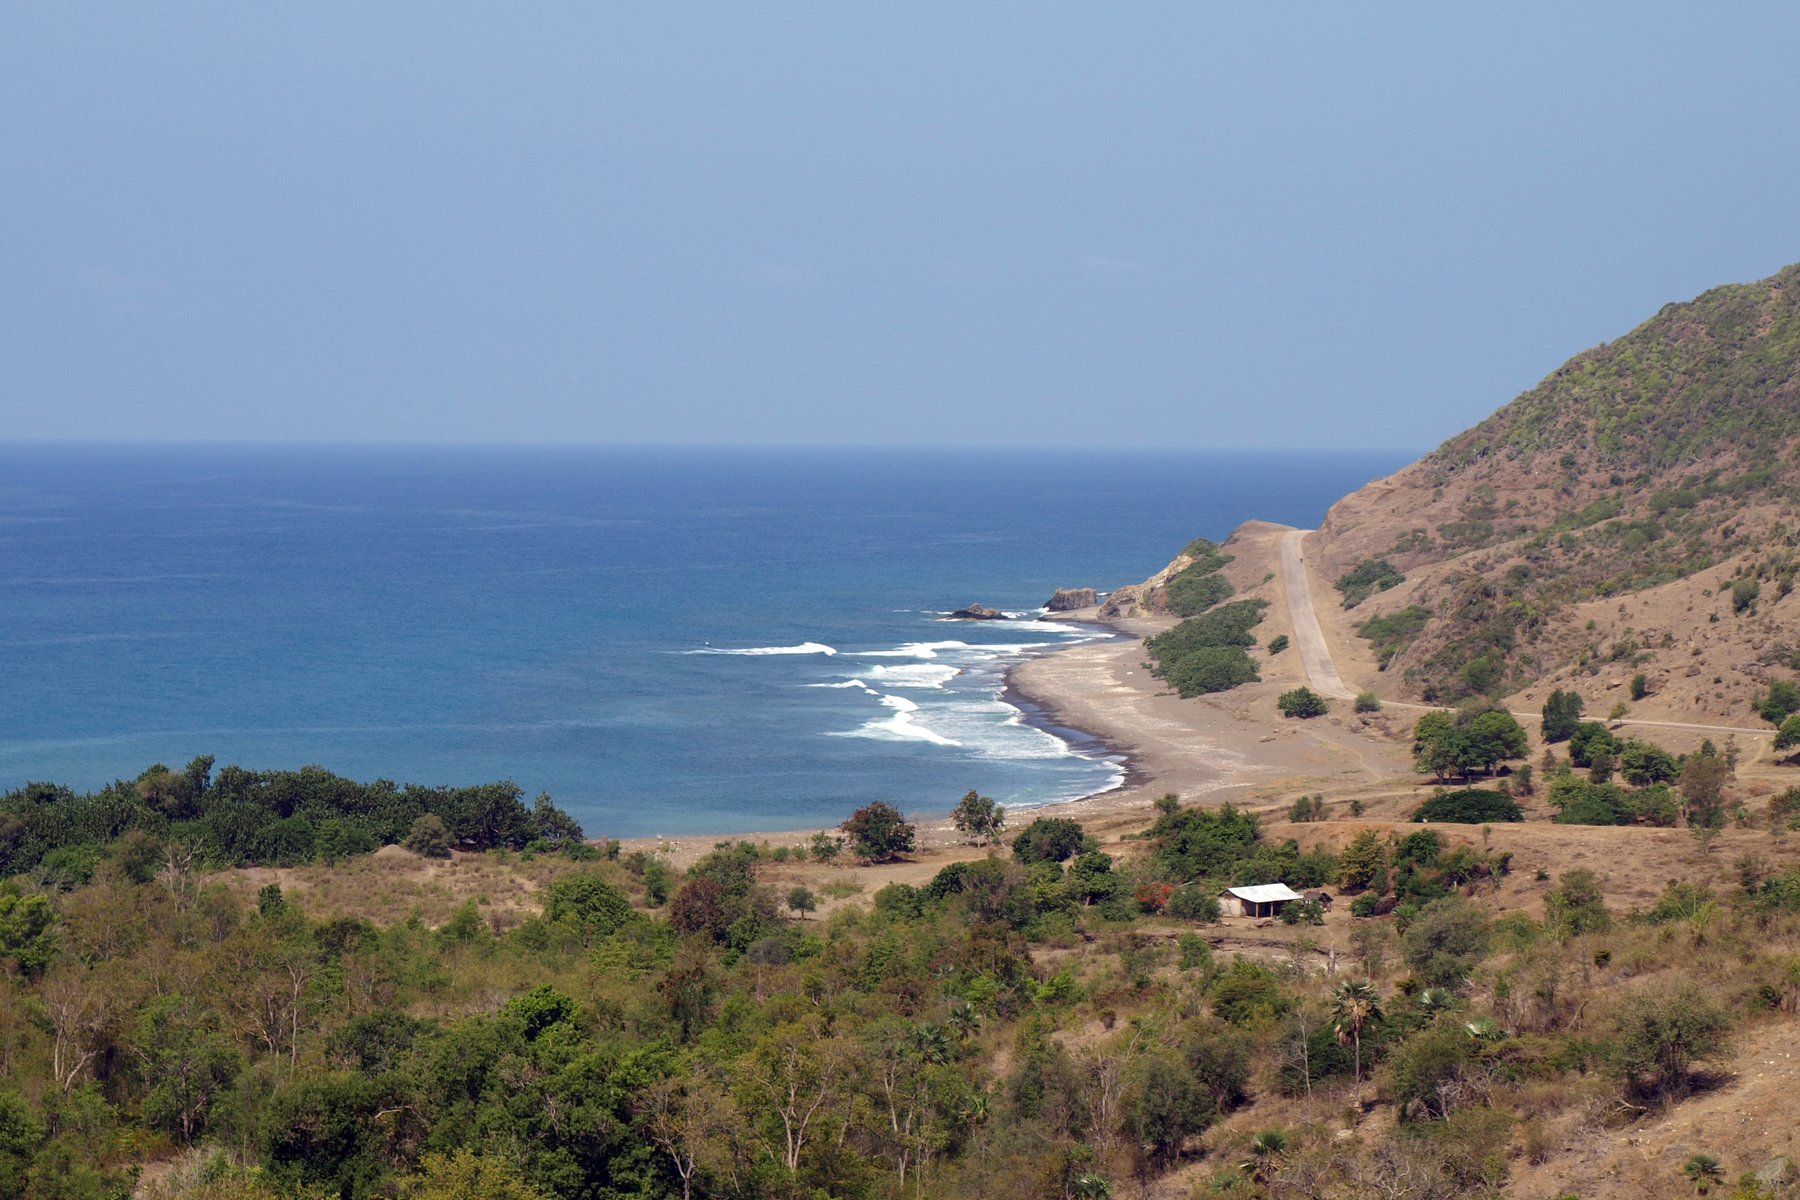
[1223, 883, 1304, 903]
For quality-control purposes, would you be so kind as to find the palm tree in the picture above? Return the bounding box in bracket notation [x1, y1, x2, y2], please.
[1331, 979, 1382, 1085]
[1416, 987, 1457, 1017]
[1682, 1153, 1724, 1195]
[1071, 1173, 1112, 1199]
[1240, 1129, 1288, 1183]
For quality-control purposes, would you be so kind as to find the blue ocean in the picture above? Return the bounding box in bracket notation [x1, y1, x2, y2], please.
[0, 445, 1410, 838]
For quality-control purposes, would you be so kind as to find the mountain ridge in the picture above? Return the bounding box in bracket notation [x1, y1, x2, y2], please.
[1134, 261, 1800, 723]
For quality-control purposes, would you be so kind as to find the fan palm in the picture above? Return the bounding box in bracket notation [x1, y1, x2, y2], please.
[1331, 979, 1382, 1084]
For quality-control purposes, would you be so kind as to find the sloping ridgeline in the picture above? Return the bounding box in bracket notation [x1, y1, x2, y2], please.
[1314, 261, 1800, 705]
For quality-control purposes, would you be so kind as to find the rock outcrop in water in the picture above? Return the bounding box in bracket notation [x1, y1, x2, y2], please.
[1045, 587, 1098, 611]
[947, 603, 1007, 621]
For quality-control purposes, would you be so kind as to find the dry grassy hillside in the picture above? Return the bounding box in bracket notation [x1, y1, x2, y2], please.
[1301, 262, 1800, 720]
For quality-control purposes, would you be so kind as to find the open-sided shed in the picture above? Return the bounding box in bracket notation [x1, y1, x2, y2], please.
[1219, 882, 1304, 919]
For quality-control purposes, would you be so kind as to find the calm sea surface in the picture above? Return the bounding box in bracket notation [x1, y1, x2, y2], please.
[0, 445, 1412, 837]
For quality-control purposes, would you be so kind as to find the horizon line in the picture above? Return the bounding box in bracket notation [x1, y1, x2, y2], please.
[0, 436, 1428, 456]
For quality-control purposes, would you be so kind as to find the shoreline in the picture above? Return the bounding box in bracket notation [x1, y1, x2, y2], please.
[617, 606, 1239, 868]
[615, 584, 1420, 871]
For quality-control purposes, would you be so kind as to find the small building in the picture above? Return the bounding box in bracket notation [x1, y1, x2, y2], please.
[1219, 882, 1305, 919]
[1304, 889, 1335, 910]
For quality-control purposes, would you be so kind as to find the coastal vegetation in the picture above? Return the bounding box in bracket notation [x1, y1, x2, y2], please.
[0, 760, 585, 884]
[0, 750, 1796, 1200]
[1164, 538, 1237, 618]
[1144, 600, 1268, 698]
[1333, 558, 1405, 608]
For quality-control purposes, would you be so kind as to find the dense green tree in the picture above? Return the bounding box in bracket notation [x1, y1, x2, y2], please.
[1335, 831, 1388, 894]
[1010, 817, 1086, 865]
[841, 802, 915, 863]
[1412, 789, 1522, 823]
[1399, 896, 1490, 989]
[1755, 679, 1800, 725]
[1567, 721, 1619, 769]
[0, 890, 55, 978]
[783, 886, 816, 921]
[542, 874, 635, 944]
[1540, 689, 1584, 742]
[950, 790, 1005, 845]
[403, 1149, 551, 1200]
[136, 995, 238, 1145]
[0, 1089, 44, 1200]
[1620, 739, 1681, 785]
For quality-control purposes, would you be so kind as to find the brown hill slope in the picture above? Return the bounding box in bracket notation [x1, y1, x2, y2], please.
[1306, 261, 1800, 717]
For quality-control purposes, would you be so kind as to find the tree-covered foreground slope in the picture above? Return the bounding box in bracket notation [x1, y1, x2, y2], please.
[1312, 261, 1800, 710]
[2, 769, 1799, 1200]
[0, 759, 584, 885]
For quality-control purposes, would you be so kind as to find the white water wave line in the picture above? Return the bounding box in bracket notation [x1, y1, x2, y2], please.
[828, 693, 961, 747]
[689, 641, 838, 656]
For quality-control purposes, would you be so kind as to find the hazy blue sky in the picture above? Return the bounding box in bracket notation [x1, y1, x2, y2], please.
[4, 5, 1797, 449]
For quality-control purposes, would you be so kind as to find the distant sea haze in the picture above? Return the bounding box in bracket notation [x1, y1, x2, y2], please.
[0, 444, 1412, 837]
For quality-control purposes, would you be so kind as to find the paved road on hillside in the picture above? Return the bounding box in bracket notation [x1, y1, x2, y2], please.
[1279, 530, 1356, 700]
[1280, 528, 1774, 740]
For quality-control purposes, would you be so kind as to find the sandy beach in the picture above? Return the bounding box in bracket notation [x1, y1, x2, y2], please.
[620, 603, 1417, 872]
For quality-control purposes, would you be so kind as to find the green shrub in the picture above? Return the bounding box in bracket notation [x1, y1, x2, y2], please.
[1358, 606, 1431, 669]
[1335, 558, 1406, 608]
[1166, 567, 1234, 617]
[1161, 646, 1260, 697]
[1277, 688, 1328, 719]
[1755, 679, 1800, 725]
[1267, 634, 1290, 655]
[1411, 789, 1523, 824]
[1354, 691, 1382, 713]
[1733, 577, 1761, 614]
[1167, 886, 1222, 922]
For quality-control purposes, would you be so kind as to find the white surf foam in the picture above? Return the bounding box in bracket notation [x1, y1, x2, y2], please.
[830, 693, 962, 746]
[866, 663, 959, 689]
[855, 640, 979, 659]
[995, 619, 1103, 635]
[691, 641, 838, 656]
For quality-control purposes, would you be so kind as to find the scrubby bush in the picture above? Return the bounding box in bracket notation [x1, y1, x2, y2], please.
[1267, 634, 1290, 655]
[1146, 601, 1270, 697]
[1166, 886, 1223, 922]
[1277, 688, 1328, 718]
[1335, 558, 1405, 608]
[1411, 789, 1522, 824]
[1161, 646, 1260, 697]
[1612, 982, 1732, 1102]
[1166, 566, 1234, 617]
[1399, 895, 1490, 989]
[1354, 691, 1382, 713]
[403, 814, 452, 858]
[1755, 679, 1800, 725]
